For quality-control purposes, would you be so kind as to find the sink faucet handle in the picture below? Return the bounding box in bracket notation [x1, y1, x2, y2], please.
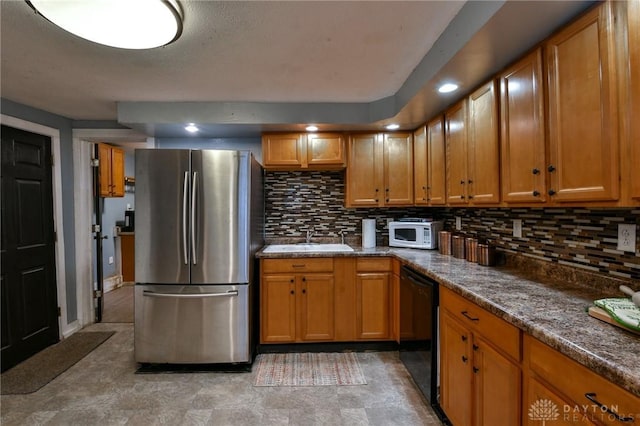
[339, 230, 346, 244]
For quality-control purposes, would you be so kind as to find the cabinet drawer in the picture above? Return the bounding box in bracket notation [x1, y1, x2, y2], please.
[440, 287, 521, 361]
[262, 258, 334, 273]
[356, 257, 392, 272]
[526, 336, 640, 426]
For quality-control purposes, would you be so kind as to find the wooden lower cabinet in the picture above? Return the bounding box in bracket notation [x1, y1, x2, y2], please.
[524, 335, 640, 426]
[355, 272, 391, 340]
[440, 287, 521, 426]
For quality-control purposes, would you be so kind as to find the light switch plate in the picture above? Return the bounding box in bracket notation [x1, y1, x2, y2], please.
[108, 256, 114, 265]
[617, 224, 636, 252]
[513, 219, 523, 238]
[455, 217, 462, 230]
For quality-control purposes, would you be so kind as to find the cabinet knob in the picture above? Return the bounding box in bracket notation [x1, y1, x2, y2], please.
[532, 168, 540, 175]
[385, 188, 389, 192]
[290, 290, 294, 295]
[462, 355, 468, 363]
[473, 367, 479, 374]
[461, 335, 467, 342]
[548, 165, 556, 173]
[468, 179, 473, 184]
[473, 344, 479, 351]
[468, 195, 474, 199]
[375, 188, 379, 192]
[460, 180, 465, 185]
[422, 186, 426, 190]
[302, 289, 306, 294]
[290, 279, 294, 283]
[386, 199, 389, 202]
[532, 190, 540, 197]
[375, 199, 379, 202]
[302, 277, 306, 282]
[548, 189, 556, 196]
[460, 195, 465, 200]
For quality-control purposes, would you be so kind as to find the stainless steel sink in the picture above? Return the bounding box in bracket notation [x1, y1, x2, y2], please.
[262, 243, 354, 253]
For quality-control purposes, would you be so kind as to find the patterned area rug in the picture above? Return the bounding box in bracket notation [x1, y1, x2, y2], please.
[253, 352, 367, 386]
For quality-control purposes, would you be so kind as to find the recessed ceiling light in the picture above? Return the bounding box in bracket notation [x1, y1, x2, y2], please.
[438, 83, 459, 94]
[305, 125, 319, 132]
[386, 124, 400, 130]
[27, 0, 183, 50]
[185, 123, 199, 133]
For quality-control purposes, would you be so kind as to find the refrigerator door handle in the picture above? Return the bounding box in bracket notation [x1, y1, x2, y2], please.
[182, 171, 189, 265]
[142, 290, 239, 299]
[191, 171, 198, 265]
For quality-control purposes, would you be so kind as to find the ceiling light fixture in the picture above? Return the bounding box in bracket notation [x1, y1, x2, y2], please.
[438, 83, 459, 94]
[385, 124, 400, 130]
[26, 0, 183, 50]
[305, 125, 319, 132]
[185, 123, 199, 133]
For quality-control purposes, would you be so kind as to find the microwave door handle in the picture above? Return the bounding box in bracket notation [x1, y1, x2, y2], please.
[191, 171, 198, 265]
[182, 171, 189, 265]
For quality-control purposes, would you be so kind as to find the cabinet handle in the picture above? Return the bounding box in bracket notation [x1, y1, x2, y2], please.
[460, 195, 465, 200]
[386, 188, 389, 192]
[422, 186, 426, 190]
[584, 393, 634, 423]
[386, 199, 389, 202]
[548, 189, 556, 196]
[473, 344, 478, 351]
[461, 311, 480, 322]
[468, 179, 473, 184]
[461, 355, 468, 363]
[302, 288, 306, 294]
[532, 168, 540, 175]
[292, 264, 306, 268]
[302, 277, 306, 282]
[468, 195, 474, 199]
[532, 190, 540, 197]
[375, 188, 379, 192]
[473, 367, 479, 374]
[461, 335, 467, 342]
[375, 199, 379, 202]
[460, 180, 465, 185]
[290, 290, 295, 295]
[548, 165, 556, 172]
[290, 279, 294, 283]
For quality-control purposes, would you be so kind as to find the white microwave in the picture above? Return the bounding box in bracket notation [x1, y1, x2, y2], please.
[389, 220, 443, 249]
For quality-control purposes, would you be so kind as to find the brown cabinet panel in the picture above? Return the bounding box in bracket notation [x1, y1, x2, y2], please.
[627, 0, 640, 202]
[262, 133, 345, 170]
[346, 134, 382, 207]
[500, 48, 547, 204]
[413, 125, 428, 205]
[468, 80, 501, 204]
[445, 100, 468, 205]
[298, 274, 335, 341]
[262, 134, 304, 168]
[261, 274, 297, 343]
[355, 272, 391, 340]
[545, 2, 619, 202]
[98, 143, 125, 198]
[383, 133, 414, 206]
[306, 133, 345, 167]
[427, 116, 447, 205]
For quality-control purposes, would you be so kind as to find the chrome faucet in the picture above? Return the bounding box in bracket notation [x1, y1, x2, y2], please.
[306, 228, 315, 243]
[339, 230, 345, 244]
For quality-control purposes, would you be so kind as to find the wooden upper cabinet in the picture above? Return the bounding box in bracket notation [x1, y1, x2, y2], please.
[545, 2, 619, 203]
[445, 100, 468, 205]
[345, 133, 413, 207]
[626, 0, 640, 202]
[262, 133, 304, 168]
[500, 48, 547, 204]
[98, 143, 124, 198]
[383, 133, 414, 206]
[306, 133, 345, 167]
[262, 133, 345, 170]
[427, 116, 447, 205]
[467, 80, 500, 204]
[413, 125, 428, 205]
[414, 119, 446, 206]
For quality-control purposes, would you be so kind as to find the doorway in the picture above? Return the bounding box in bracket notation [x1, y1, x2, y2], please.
[1, 125, 60, 371]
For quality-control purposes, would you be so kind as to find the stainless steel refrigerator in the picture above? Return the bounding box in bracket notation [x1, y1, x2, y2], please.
[134, 149, 263, 364]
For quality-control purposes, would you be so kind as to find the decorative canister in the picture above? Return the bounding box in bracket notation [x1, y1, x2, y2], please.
[477, 242, 496, 266]
[465, 237, 478, 263]
[439, 231, 452, 255]
[452, 235, 466, 259]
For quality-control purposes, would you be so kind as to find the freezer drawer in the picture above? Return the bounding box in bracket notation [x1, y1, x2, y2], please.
[134, 284, 251, 364]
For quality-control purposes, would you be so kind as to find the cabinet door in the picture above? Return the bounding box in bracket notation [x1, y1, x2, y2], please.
[427, 116, 447, 205]
[474, 336, 521, 426]
[445, 100, 469, 205]
[628, 0, 640, 201]
[110, 147, 125, 197]
[298, 274, 335, 341]
[413, 126, 428, 205]
[355, 272, 390, 340]
[346, 134, 383, 207]
[440, 311, 473, 426]
[500, 48, 547, 203]
[261, 274, 296, 343]
[525, 377, 595, 425]
[307, 133, 345, 167]
[98, 143, 112, 197]
[468, 80, 500, 204]
[262, 134, 304, 168]
[546, 2, 619, 202]
[383, 133, 414, 206]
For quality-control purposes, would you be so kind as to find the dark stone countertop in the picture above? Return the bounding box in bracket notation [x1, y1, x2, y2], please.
[257, 244, 640, 397]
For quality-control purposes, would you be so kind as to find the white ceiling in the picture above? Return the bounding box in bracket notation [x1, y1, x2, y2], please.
[1, 0, 593, 138]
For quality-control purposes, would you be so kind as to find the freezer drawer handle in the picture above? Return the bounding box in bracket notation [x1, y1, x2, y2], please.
[143, 290, 239, 299]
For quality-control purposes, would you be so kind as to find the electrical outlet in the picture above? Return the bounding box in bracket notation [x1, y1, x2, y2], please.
[513, 219, 523, 238]
[617, 224, 636, 252]
[455, 216, 462, 231]
[108, 256, 114, 265]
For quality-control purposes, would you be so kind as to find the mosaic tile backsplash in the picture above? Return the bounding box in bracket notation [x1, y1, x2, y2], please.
[264, 171, 640, 281]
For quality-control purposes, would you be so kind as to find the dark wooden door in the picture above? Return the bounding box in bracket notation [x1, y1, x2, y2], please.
[1, 125, 59, 372]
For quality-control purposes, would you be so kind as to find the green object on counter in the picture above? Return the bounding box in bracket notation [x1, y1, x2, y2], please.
[593, 298, 640, 332]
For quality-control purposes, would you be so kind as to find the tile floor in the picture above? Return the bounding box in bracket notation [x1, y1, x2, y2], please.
[1, 322, 444, 425]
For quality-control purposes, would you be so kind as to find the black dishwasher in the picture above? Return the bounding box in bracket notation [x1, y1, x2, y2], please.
[399, 266, 449, 424]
